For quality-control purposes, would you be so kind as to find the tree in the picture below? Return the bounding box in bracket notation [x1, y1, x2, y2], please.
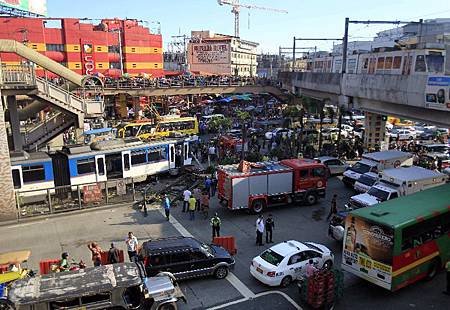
[209, 117, 232, 134]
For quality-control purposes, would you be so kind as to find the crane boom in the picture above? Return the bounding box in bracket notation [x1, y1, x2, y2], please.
[217, 0, 288, 37]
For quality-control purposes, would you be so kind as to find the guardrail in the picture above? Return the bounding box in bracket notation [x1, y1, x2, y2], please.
[0, 63, 36, 86]
[15, 178, 142, 219]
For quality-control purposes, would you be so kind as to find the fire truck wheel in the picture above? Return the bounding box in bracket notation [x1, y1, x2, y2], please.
[305, 192, 318, 205]
[251, 199, 266, 214]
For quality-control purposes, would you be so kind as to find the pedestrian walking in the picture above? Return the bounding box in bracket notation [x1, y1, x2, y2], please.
[188, 195, 196, 220]
[444, 259, 450, 295]
[211, 177, 218, 197]
[256, 215, 264, 246]
[182, 189, 191, 212]
[265, 214, 275, 243]
[327, 194, 338, 221]
[125, 232, 139, 262]
[107, 243, 120, 264]
[204, 177, 212, 197]
[211, 212, 221, 239]
[163, 194, 171, 221]
[201, 190, 210, 219]
[193, 187, 202, 211]
[87, 242, 102, 267]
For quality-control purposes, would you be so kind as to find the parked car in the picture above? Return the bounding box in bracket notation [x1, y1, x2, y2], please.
[250, 240, 334, 287]
[139, 237, 235, 281]
[316, 156, 349, 175]
[419, 128, 437, 140]
[320, 128, 348, 140]
[265, 128, 293, 140]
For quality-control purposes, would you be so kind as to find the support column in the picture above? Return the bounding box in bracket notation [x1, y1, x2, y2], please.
[7, 95, 23, 152]
[364, 111, 387, 151]
[0, 94, 18, 221]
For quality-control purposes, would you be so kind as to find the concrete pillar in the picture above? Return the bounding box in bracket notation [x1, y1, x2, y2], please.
[0, 94, 18, 221]
[7, 95, 23, 152]
[364, 111, 387, 151]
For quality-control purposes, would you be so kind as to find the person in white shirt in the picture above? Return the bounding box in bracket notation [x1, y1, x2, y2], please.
[208, 145, 216, 162]
[256, 215, 265, 246]
[182, 189, 191, 212]
[125, 232, 139, 262]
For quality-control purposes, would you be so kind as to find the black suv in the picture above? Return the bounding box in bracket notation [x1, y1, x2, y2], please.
[139, 237, 235, 280]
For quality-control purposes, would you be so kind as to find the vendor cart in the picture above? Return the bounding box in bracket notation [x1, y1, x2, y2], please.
[298, 269, 344, 309]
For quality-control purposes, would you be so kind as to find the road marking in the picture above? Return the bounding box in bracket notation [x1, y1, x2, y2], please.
[159, 209, 302, 310]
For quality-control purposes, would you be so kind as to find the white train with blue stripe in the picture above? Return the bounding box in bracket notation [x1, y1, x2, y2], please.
[11, 137, 194, 200]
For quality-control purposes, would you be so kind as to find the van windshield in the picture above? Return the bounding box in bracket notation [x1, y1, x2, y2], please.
[367, 187, 390, 202]
[358, 174, 377, 186]
[260, 249, 285, 266]
[350, 162, 372, 174]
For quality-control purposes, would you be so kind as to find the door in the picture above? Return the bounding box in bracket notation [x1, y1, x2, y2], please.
[166, 251, 192, 278]
[286, 252, 307, 280]
[95, 155, 107, 182]
[169, 144, 176, 169]
[190, 249, 214, 277]
[302, 250, 323, 270]
[122, 151, 131, 178]
[402, 54, 412, 75]
[296, 169, 312, 191]
[183, 141, 192, 166]
[11, 166, 23, 190]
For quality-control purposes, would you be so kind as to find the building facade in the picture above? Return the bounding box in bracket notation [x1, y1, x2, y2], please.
[0, 17, 163, 77]
[187, 31, 258, 76]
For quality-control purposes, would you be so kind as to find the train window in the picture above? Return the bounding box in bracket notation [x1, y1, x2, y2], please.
[385, 57, 393, 69]
[393, 56, 402, 69]
[131, 150, 147, 165]
[97, 158, 105, 176]
[125, 126, 140, 138]
[414, 55, 426, 72]
[124, 154, 130, 171]
[362, 58, 369, 69]
[148, 150, 163, 162]
[77, 158, 96, 175]
[11, 169, 21, 189]
[377, 57, 385, 69]
[22, 165, 45, 183]
[426, 53, 444, 73]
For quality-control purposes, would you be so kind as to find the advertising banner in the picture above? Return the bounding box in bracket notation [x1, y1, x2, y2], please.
[0, 0, 47, 16]
[425, 75, 450, 109]
[342, 215, 394, 289]
[81, 40, 96, 75]
[191, 43, 230, 64]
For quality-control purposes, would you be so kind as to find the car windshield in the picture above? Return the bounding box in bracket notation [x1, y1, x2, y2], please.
[200, 243, 213, 255]
[358, 174, 377, 186]
[350, 162, 371, 174]
[260, 249, 285, 266]
[367, 187, 390, 202]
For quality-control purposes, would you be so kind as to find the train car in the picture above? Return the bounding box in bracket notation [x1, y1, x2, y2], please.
[10, 152, 55, 202]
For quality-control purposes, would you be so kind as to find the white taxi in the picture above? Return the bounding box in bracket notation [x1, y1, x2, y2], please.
[250, 240, 334, 287]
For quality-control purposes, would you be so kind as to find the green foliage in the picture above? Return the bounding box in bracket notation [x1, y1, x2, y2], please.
[208, 117, 232, 133]
[236, 110, 251, 121]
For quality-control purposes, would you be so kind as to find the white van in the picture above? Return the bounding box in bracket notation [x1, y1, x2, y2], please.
[353, 172, 378, 193]
[342, 150, 413, 188]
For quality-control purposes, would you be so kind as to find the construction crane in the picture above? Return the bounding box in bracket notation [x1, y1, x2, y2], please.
[217, 0, 288, 38]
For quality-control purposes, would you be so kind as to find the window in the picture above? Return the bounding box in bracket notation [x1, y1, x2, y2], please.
[31, 44, 38, 49]
[377, 57, 385, 69]
[46, 44, 64, 52]
[97, 157, 105, 176]
[184, 144, 188, 161]
[426, 53, 444, 73]
[154, 64, 158, 68]
[131, 150, 147, 165]
[389, 192, 398, 199]
[169, 251, 191, 264]
[108, 45, 120, 53]
[303, 250, 321, 260]
[81, 293, 110, 305]
[132, 63, 137, 68]
[299, 170, 309, 178]
[123, 154, 130, 171]
[414, 55, 426, 72]
[75, 63, 81, 69]
[190, 250, 206, 261]
[22, 165, 45, 183]
[98, 63, 103, 68]
[77, 158, 95, 175]
[288, 252, 305, 265]
[312, 167, 326, 177]
[73, 45, 79, 51]
[260, 249, 285, 266]
[149, 254, 166, 266]
[154, 48, 158, 53]
[96, 46, 102, 52]
[362, 58, 369, 69]
[109, 62, 121, 69]
[12, 169, 21, 189]
[393, 56, 402, 69]
[384, 57, 393, 69]
[131, 47, 136, 52]
[170, 146, 175, 163]
[148, 150, 163, 162]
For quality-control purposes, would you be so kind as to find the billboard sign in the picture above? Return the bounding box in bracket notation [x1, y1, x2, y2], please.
[191, 43, 230, 64]
[0, 0, 47, 16]
[342, 215, 394, 289]
[425, 75, 450, 110]
[81, 41, 96, 75]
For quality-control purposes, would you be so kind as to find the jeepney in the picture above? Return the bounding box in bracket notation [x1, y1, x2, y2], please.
[2, 262, 185, 310]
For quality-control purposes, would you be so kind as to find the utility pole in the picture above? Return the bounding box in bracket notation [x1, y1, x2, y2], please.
[342, 17, 349, 74]
[292, 36, 296, 72]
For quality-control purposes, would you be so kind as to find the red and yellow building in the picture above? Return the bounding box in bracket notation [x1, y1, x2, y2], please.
[0, 17, 163, 77]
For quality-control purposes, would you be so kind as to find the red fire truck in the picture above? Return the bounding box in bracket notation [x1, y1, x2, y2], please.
[217, 159, 328, 213]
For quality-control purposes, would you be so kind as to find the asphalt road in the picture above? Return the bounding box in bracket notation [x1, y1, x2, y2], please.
[1, 176, 448, 310]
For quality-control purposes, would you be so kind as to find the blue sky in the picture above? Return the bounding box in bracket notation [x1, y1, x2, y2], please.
[48, 0, 450, 53]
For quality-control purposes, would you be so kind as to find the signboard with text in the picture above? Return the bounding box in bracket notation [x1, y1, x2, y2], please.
[81, 40, 96, 75]
[342, 215, 394, 290]
[191, 43, 230, 64]
[425, 75, 450, 110]
[0, 0, 47, 16]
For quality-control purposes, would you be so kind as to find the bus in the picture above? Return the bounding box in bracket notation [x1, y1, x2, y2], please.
[117, 117, 198, 140]
[341, 183, 450, 291]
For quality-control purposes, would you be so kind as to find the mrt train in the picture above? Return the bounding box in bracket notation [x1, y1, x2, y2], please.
[10, 137, 194, 199]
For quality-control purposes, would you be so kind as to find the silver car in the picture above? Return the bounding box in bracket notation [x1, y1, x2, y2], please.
[316, 156, 350, 176]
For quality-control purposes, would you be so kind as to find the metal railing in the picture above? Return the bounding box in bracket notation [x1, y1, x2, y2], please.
[15, 178, 140, 220]
[0, 63, 36, 86]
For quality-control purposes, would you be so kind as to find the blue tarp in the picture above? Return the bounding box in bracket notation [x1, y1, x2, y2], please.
[83, 128, 114, 135]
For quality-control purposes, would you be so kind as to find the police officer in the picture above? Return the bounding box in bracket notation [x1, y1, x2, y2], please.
[265, 214, 275, 243]
[210, 213, 221, 239]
